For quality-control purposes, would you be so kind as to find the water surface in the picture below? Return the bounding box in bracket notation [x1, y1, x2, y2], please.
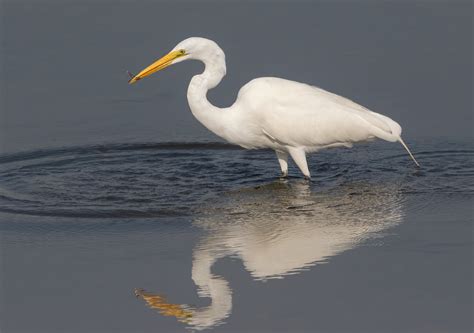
[0, 139, 472, 332]
[0, 1, 472, 332]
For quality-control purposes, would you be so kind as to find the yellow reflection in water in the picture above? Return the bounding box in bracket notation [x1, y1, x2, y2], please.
[134, 289, 193, 323]
[136, 180, 404, 331]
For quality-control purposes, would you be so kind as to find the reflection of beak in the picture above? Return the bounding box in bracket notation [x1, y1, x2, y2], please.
[128, 50, 185, 84]
[135, 288, 193, 323]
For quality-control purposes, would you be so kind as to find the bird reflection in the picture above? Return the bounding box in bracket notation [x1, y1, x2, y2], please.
[136, 180, 403, 330]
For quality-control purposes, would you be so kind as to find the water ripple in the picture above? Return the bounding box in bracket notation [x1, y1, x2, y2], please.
[0, 141, 472, 218]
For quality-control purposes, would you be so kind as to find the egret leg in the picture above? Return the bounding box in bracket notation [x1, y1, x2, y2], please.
[288, 147, 311, 179]
[275, 150, 289, 177]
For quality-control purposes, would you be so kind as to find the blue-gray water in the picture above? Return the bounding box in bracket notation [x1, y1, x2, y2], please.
[0, 140, 473, 332]
[1, 1, 473, 332]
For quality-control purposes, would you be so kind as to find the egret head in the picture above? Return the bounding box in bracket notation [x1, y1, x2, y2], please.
[128, 37, 225, 84]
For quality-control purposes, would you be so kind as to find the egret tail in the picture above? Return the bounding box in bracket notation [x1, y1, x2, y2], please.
[398, 137, 420, 167]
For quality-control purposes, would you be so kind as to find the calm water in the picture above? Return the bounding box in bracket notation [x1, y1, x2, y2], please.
[0, 139, 472, 332]
[1, 1, 472, 332]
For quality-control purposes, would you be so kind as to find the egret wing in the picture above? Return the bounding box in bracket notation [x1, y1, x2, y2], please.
[240, 77, 402, 148]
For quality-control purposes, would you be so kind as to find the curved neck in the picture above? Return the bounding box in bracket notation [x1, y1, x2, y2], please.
[187, 56, 228, 138]
[190, 246, 232, 330]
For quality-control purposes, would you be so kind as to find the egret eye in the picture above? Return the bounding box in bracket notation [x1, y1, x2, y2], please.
[180, 49, 186, 55]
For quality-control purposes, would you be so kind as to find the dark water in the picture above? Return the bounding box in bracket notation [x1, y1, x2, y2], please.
[0, 139, 472, 332]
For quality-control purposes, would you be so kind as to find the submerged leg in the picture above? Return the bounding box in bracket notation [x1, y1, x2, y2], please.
[288, 147, 311, 179]
[275, 150, 289, 177]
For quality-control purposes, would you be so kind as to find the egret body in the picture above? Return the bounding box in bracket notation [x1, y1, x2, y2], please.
[129, 37, 419, 178]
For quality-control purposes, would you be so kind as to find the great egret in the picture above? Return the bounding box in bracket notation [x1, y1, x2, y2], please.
[129, 37, 419, 178]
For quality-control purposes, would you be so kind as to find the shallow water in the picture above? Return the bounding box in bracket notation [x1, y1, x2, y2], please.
[1, 0, 472, 331]
[0, 139, 472, 332]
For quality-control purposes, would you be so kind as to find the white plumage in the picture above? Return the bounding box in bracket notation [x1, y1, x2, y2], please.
[129, 37, 419, 178]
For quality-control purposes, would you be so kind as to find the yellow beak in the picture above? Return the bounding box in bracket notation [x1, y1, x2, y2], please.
[128, 50, 185, 84]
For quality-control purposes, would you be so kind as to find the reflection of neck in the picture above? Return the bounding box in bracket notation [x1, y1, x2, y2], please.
[189, 247, 232, 330]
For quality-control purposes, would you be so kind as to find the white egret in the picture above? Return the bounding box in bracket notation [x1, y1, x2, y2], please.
[129, 37, 419, 178]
